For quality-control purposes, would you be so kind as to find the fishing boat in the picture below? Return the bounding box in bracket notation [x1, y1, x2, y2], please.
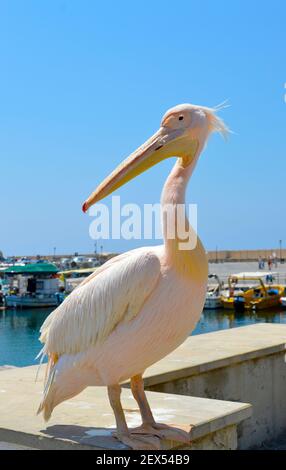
[204, 274, 224, 309]
[3, 263, 62, 308]
[221, 272, 285, 311]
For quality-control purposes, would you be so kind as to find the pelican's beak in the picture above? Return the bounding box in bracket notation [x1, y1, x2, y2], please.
[82, 127, 186, 212]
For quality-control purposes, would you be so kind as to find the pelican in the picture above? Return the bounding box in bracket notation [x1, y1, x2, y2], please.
[37, 103, 227, 449]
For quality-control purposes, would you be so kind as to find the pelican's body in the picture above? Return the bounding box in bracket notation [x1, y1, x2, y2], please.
[38, 103, 227, 449]
[41, 243, 206, 389]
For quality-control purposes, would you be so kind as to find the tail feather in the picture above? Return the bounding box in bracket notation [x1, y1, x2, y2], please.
[35, 346, 46, 383]
[37, 353, 58, 421]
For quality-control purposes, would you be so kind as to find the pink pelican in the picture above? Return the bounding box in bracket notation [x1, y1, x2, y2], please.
[37, 103, 227, 449]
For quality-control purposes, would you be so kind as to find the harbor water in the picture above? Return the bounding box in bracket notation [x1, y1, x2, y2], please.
[1, 306, 286, 367]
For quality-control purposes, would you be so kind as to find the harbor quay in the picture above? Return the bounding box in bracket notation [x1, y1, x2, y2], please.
[209, 260, 286, 284]
[2, 257, 286, 312]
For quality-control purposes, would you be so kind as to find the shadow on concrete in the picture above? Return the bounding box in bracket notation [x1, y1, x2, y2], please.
[41, 424, 127, 450]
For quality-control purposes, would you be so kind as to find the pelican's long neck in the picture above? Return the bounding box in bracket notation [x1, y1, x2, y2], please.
[161, 154, 207, 279]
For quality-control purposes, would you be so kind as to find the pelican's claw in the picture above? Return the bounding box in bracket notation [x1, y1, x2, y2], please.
[131, 423, 191, 447]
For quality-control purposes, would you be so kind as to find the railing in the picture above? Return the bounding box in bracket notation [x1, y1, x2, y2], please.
[208, 272, 286, 287]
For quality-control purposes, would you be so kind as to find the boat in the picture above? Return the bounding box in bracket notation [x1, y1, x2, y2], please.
[3, 263, 62, 308]
[204, 274, 224, 309]
[5, 293, 61, 308]
[221, 272, 285, 311]
[59, 267, 98, 293]
[280, 297, 286, 308]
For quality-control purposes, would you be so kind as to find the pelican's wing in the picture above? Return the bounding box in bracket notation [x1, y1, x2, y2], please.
[39, 248, 161, 357]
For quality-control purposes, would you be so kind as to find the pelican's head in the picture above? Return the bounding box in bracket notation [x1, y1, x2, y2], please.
[82, 103, 228, 212]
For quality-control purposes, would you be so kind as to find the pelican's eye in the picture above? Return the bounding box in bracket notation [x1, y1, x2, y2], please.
[178, 115, 184, 121]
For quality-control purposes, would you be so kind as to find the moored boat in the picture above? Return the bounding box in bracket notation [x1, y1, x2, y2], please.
[3, 263, 62, 309]
[204, 274, 224, 309]
[221, 272, 285, 311]
[5, 293, 61, 308]
[59, 267, 98, 293]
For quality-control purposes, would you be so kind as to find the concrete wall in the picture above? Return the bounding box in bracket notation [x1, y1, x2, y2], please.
[143, 325, 286, 449]
[207, 248, 286, 262]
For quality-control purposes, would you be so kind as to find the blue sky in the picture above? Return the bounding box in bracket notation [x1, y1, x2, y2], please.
[0, 0, 285, 256]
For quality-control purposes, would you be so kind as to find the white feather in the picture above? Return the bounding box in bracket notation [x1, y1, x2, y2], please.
[39, 248, 161, 357]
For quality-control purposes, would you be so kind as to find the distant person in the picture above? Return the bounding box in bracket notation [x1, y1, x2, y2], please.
[268, 256, 273, 271]
[259, 258, 265, 269]
[272, 252, 278, 268]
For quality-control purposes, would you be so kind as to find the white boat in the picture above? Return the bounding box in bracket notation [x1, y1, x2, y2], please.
[5, 293, 61, 308]
[204, 274, 224, 309]
[3, 263, 62, 309]
[280, 297, 286, 308]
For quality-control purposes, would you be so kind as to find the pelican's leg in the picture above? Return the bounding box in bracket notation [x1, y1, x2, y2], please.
[130, 375, 156, 426]
[107, 384, 160, 450]
[130, 375, 191, 446]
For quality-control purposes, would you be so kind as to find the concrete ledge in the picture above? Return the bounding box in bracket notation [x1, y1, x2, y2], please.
[137, 324, 286, 448]
[0, 366, 251, 450]
[141, 324, 286, 387]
